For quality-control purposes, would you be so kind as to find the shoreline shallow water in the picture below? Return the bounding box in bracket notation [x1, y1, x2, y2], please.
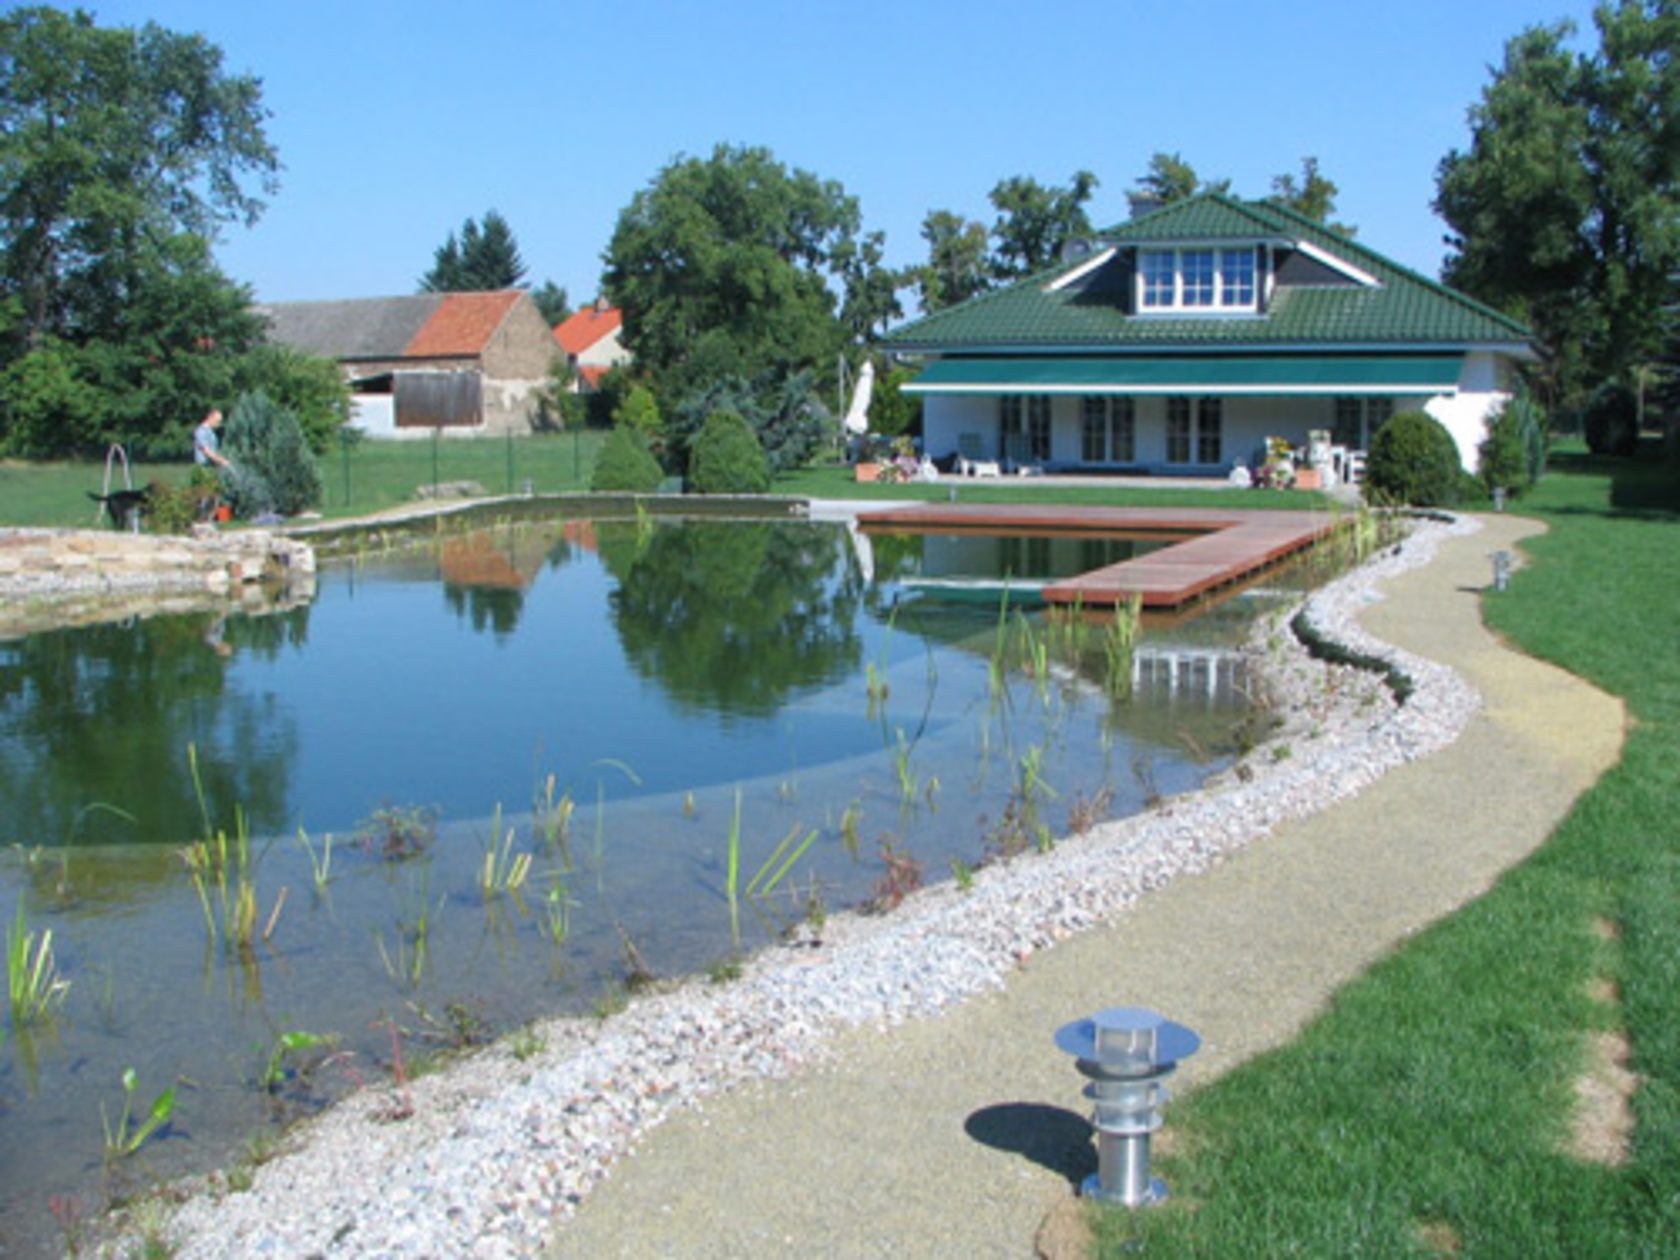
[101, 515, 1481, 1258]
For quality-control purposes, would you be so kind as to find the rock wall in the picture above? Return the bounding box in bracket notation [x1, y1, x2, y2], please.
[0, 527, 316, 639]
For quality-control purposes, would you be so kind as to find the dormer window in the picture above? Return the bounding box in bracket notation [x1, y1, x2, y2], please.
[1138, 247, 1258, 312]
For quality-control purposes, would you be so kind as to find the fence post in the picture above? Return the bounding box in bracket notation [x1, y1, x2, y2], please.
[432, 426, 441, 498]
[506, 429, 514, 495]
[573, 428, 581, 485]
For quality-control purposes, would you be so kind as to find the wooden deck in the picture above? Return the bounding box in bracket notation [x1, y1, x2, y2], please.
[855, 504, 1337, 609]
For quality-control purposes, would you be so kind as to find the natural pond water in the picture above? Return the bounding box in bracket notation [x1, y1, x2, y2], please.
[0, 512, 1290, 1253]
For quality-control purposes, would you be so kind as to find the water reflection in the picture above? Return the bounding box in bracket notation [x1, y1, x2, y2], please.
[0, 607, 306, 853]
[608, 520, 865, 716]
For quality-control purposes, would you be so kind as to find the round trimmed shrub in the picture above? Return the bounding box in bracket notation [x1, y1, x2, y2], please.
[689, 409, 770, 495]
[590, 424, 662, 492]
[1582, 383, 1638, 456]
[1365, 409, 1464, 507]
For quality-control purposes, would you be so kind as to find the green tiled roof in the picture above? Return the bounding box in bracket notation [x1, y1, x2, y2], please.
[883, 193, 1531, 352]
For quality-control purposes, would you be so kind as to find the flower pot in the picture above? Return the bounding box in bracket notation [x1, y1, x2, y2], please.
[214, 505, 233, 522]
[855, 462, 882, 483]
[1293, 469, 1322, 490]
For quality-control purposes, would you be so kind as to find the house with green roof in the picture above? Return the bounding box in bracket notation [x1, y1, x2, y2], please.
[881, 192, 1533, 479]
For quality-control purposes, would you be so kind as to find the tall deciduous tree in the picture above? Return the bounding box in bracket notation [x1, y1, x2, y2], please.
[603, 144, 864, 402]
[419, 209, 527, 291]
[0, 5, 277, 351]
[988, 171, 1099, 277]
[912, 209, 991, 312]
[1435, 2, 1680, 405]
[1268, 157, 1356, 237]
[0, 8, 335, 457]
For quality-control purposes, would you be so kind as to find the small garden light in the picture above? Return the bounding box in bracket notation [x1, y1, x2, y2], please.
[1492, 486, 1507, 512]
[1056, 1006, 1200, 1208]
[1492, 549, 1513, 592]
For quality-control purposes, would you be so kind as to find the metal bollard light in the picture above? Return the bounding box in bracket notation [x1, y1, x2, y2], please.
[1492, 549, 1513, 592]
[1055, 1006, 1200, 1207]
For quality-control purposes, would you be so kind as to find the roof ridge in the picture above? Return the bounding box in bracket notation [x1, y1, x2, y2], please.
[1233, 198, 1531, 338]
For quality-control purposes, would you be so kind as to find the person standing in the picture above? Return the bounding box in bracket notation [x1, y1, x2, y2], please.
[193, 408, 231, 469]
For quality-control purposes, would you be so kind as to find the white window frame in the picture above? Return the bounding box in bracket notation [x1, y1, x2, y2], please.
[1137, 246, 1260, 313]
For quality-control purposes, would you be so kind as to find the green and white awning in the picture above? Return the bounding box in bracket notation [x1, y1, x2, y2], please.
[902, 355, 1464, 396]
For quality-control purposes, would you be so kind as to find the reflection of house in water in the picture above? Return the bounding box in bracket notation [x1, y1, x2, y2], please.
[438, 533, 545, 590]
[1128, 644, 1247, 705]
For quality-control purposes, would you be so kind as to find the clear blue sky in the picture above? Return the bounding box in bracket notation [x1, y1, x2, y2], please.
[89, 0, 1602, 310]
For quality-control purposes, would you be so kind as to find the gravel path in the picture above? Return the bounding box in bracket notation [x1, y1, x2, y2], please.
[106, 513, 1624, 1258]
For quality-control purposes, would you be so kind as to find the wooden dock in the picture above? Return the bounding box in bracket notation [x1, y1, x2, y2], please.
[855, 504, 1336, 609]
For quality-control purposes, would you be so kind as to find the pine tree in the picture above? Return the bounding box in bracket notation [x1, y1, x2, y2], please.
[419, 209, 527, 291]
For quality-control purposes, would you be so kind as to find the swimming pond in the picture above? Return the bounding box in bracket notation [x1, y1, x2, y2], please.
[0, 512, 1288, 1252]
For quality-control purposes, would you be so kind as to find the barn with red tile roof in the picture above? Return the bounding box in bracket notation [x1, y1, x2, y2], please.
[260, 290, 563, 436]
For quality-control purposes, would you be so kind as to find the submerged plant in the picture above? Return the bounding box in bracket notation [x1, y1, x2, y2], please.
[355, 802, 438, 861]
[100, 1068, 176, 1160]
[838, 800, 863, 859]
[893, 727, 921, 807]
[7, 899, 69, 1027]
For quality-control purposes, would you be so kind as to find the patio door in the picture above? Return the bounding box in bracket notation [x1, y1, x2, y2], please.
[1081, 396, 1136, 463]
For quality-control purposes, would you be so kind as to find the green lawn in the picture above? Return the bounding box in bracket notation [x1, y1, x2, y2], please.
[1093, 449, 1680, 1258]
[0, 430, 609, 527]
[773, 462, 1329, 510]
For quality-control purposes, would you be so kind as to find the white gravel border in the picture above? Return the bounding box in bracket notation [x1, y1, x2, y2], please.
[111, 514, 1483, 1259]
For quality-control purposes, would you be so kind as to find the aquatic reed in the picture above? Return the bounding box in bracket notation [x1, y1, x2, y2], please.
[7, 899, 69, 1027]
[479, 804, 534, 898]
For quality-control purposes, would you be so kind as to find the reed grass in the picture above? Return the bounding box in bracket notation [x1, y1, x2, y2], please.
[1102, 592, 1143, 697]
[479, 804, 534, 898]
[533, 774, 575, 864]
[294, 826, 334, 894]
[745, 824, 819, 899]
[7, 899, 69, 1027]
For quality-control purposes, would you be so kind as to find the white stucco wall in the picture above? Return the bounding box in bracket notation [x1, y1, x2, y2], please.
[1425, 351, 1511, 473]
[348, 394, 395, 437]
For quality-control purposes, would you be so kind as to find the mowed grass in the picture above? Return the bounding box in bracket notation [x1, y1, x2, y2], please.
[773, 462, 1328, 510]
[0, 430, 608, 527]
[1093, 449, 1680, 1258]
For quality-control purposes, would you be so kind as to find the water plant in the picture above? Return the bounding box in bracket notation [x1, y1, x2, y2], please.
[866, 600, 898, 707]
[542, 879, 574, 947]
[532, 774, 575, 861]
[179, 810, 265, 955]
[988, 584, 1014, 704]
[868, 840, 924, 912]
[7, 899, 69, 1027]
[1016, 610, 1051, 703]
[745, 823, 819, 900]
[838, 799, 863, 859]
[100, 1068, 176, 1160]
[892, 727, 921, 807]
[294, 826, 334, 894]
[261, 1029, 337, 1092]
[950, 857, 975, 892]
[479, 804, 534, 898]
[355, 802, 438, 861]
[1102, 592, 1143, 698]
